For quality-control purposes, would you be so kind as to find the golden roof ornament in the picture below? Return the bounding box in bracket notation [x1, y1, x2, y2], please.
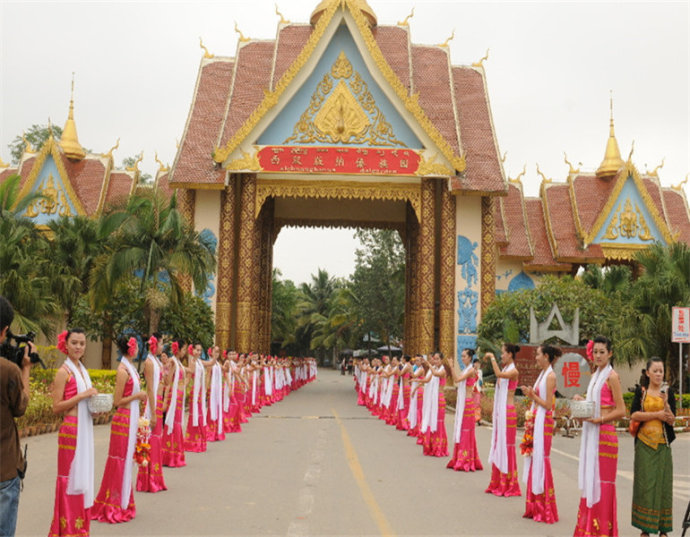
[101, 138, 120, 159]
[438, 30, 455, 48]
[472, 49, 490, 68]
[199, 37, 214, 59]
[509, 164, 526, 184]
[234, 22, 250, 43]
[595, 93, 624, 179]
[564, 152, 580, 175]
[671, 174, 689, 192]
[647, 158, 664, 177]
[22, 133, 35, 153]
[397, 7, 414, 27]
[536, 163, 552, 183]
[126, 152, 143, 173]
[155, 152, 170, 173]
[310, 0, 377, 27]
[60, 74, 86, 161]
[275, 4, 290, 25]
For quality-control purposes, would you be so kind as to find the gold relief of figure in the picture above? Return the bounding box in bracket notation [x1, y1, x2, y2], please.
[40, 174, 59, 215]
[619, 199, 638, 238]
[602, 198, 656, 242]
[314, 81, 370, 143]
[636, 203, 654, 241]
[603, 213, 619, 240]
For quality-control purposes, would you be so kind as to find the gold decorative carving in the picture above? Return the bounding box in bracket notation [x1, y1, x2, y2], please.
[397, 7, 414, 27]
[126, 152, 143, 173]
[227, 149, 261, 172]
[22, 133, 35, 154]
[536, 163, 551, 184]
[101, 138, 120, 159]
[199, 37, 214, 59]
[481, 196, 496, 314]
[237, 175, 258, 352]
[215, 182, 237, 349]
[646, 158, 664, 177]
[439, 190, 456, 360]
[285, 51, 405, 147]
[275, 4, 290, 25]
[155, 152, 170, 173]
[417, 154, 454, 177]
[603, 198, 655, 242]
[234, 22, 250, 43]
[438, 30, 455, 48]
[213, 0, 466, 173]
[509, 164, 526, 184]
[275, 217, 404, 234]
[254, 179, 422, 223]
[564, 152, 580, 175]
[417, 179, 436, 353]
[671, 174, 689, 192]
[472, 49, 490, 68]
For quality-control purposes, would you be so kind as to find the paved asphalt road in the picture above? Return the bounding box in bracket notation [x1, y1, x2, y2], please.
[14, 369, 690, 536]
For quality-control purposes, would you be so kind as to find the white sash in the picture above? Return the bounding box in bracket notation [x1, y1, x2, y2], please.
[488, 362, 515, 473]
[192, 359, 207, 426]
[144, 353, 161, 421]
[523, 366, 552, 494]
[120, 357, 140, 510]
[209, 362, 223, 433]
[223, 364, 233, 412]
[164, 358, 180, 434]
[63, 359, 95, 508]
[578, 364, 612, 507]
[396, 376, 405, 410]
[453, 378, 467, 444]
[407, 379, 419, 428]
[421, 370, 439, 433]
[251, 370, 258, 405]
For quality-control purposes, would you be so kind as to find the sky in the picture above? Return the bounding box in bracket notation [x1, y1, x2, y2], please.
[1, 0, 688, 285]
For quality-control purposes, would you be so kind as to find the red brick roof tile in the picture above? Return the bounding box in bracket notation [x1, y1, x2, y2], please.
[60, 154, 108, 216]
[104, 171, 134, 208]
[272, 25, 312, 90]
[571, 174, 616, 235]
[662, 188, 690, 244]
[523, 198, 571, 271]
[498, 183, 532, 259]
[373, 26, 411, 93]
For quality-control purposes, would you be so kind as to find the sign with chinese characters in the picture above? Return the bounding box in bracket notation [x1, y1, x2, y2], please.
[672, 306, 690, 343]
[556, 352, 591, 399]
[257, 146, 421, 176]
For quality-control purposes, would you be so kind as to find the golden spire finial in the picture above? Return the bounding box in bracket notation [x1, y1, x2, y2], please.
[275, 4, 290, 24]
[595, 91, 624, 179]
[101, 138, 120, 159]
[564, 152, 580, 175]
[536, 163, 551, 183]
[472, 49, 490, 68]
[126, 152, 144, 173]
[510, 164, 526, 184]
[234, 22, 250, 43]
[397, 7, 414, 27]
[60, 72, 86, 161]
[671, 174, 689, 192]
[501, 151, 508, 163]
[199, 37, 214, 59]
[438, 29, 455, 48]
[155, 152, 170, 173]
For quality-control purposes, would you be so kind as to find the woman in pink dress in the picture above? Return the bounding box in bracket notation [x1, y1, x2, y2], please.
[162, 340, 189, 467]
[396, 355, 412, 431]
[573, 336, 626, 537]
[485, 343, 521, 497]
[520, 344, 560, 523]
[49, 328, 97, 537]
[423, 353, 450, 457]
[407, 355, 425, 438]
[184, 343, 212, 452]
[91, 336, 146, 523]
[136, 334, 167, 492]
[206, 345, 225, 442]
[222, 350, 243, 433]
[447, 348, 483, 472]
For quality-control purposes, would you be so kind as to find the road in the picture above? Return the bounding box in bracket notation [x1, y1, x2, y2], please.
[15, 369, 690, 536]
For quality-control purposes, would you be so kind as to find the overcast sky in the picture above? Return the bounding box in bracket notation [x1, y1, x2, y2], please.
[1, 1, 688, 285]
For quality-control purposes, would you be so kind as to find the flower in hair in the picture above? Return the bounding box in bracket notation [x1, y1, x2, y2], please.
[128, 337, 138, 357]
[188, 344, 194, 356]
[208, 347, 214, 357]
[586, 340, 594, 362]
[57, 330, 69, 355]
[148, 335, 158, 355]
[171, 341, 179, 356]
[222, 350, 227, 359]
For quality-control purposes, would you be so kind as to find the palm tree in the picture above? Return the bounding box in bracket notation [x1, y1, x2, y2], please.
[295, 269, 338, 361]
[0, 173, 46, 220]
[310, 284, 363, 360]
[91, 191, 216, 336]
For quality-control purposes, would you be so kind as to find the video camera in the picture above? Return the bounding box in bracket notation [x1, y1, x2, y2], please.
[0, 331, 46, 369]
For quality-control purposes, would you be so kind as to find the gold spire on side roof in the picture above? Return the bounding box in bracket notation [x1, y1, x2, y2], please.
[60, 73, 86, 161]
[311, 0, 377, 27]
[595, 93, 624, 179]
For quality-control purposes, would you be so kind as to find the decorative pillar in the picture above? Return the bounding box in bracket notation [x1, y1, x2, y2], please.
[481, 196, 497, 314]
[406, 203, 420, 356]
[417, 179, 436, 354]
[264, 200, 275, 353]
[177, 188, 196, 293]
[249, 190, 262, 352]
[215, 182, 237, 350]
[237, 174, 257, 353]
[439, 188, 456, 360]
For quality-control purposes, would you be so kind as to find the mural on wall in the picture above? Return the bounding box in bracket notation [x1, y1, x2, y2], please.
[196, 228, 217, 306]
[456, 235, 479, 352]
[508, 271, 535, 292]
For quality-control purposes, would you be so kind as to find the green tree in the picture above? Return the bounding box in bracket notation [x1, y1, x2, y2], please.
[295, 268, 340, 361]
[271, 269, 299, 351]
[0, 174, 47, 219]
[8, 124, 62, 164]
[159, 293, 215, 348]
[350, 228, 405, 349]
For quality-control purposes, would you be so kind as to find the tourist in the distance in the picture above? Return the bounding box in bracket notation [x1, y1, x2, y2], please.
[485, 343, 521, 497]
[630, 356, 675, 537]
[136, 334, 167, 493]
[573, 336, 626, 537]
[49, 328, 96, 537]
[91, 336, 146, 523]
[447, 348, 483, 472]
[520, 344, 560, 524]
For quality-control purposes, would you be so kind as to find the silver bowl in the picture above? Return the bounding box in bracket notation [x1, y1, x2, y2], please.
[88, 393, 113, 414]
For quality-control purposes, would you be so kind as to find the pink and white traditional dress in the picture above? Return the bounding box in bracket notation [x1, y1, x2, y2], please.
[486, 364, 521, 496]
[396, 371, 411, 431]
[420, 369, 448, 457]
[206, 361, 225, 442]
[408, 369, 424, 438]
[522, 366, 557, 523]
[49, 361, 94, 537]
[161, 357, 186, 467]
[574, 364, 618, 536]
[91, 358, 140, 523]
[184, 358, 208, 452]
[136, 353, 167, 492]
[223, 360, 242, 433]
[447, 375, 483, 471]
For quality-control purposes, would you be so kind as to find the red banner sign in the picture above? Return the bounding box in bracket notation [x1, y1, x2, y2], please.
[257, 146, 421, 175]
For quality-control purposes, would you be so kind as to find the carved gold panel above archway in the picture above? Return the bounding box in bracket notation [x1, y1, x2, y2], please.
[254, 178, 421, 223]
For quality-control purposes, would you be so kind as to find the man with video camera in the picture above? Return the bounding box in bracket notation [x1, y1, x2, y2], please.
[0, 295, 35, 537]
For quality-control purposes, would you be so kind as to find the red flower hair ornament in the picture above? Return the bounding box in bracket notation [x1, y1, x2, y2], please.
[188, 344, 194, 356]
[128, 337, 138, 357]
[148, 335, 158, 355]
[57, 330, 69, 355]
[222, 350, 228, 359]
[171, 341, 180, 356]
[586, 340, 594, 362]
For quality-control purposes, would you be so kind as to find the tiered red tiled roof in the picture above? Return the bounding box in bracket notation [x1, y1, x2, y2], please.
[61, 154, 108, 216]
[495, 182, 532, 259]
[570, 174, 616, 237]
[523, 198, 571, 272]
[662, 187, 690, 244]
[104, 171, 135, 207]
[170, 8, 507, 195]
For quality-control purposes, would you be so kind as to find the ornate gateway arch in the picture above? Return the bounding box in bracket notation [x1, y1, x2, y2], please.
[168, 0, 509, 356]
